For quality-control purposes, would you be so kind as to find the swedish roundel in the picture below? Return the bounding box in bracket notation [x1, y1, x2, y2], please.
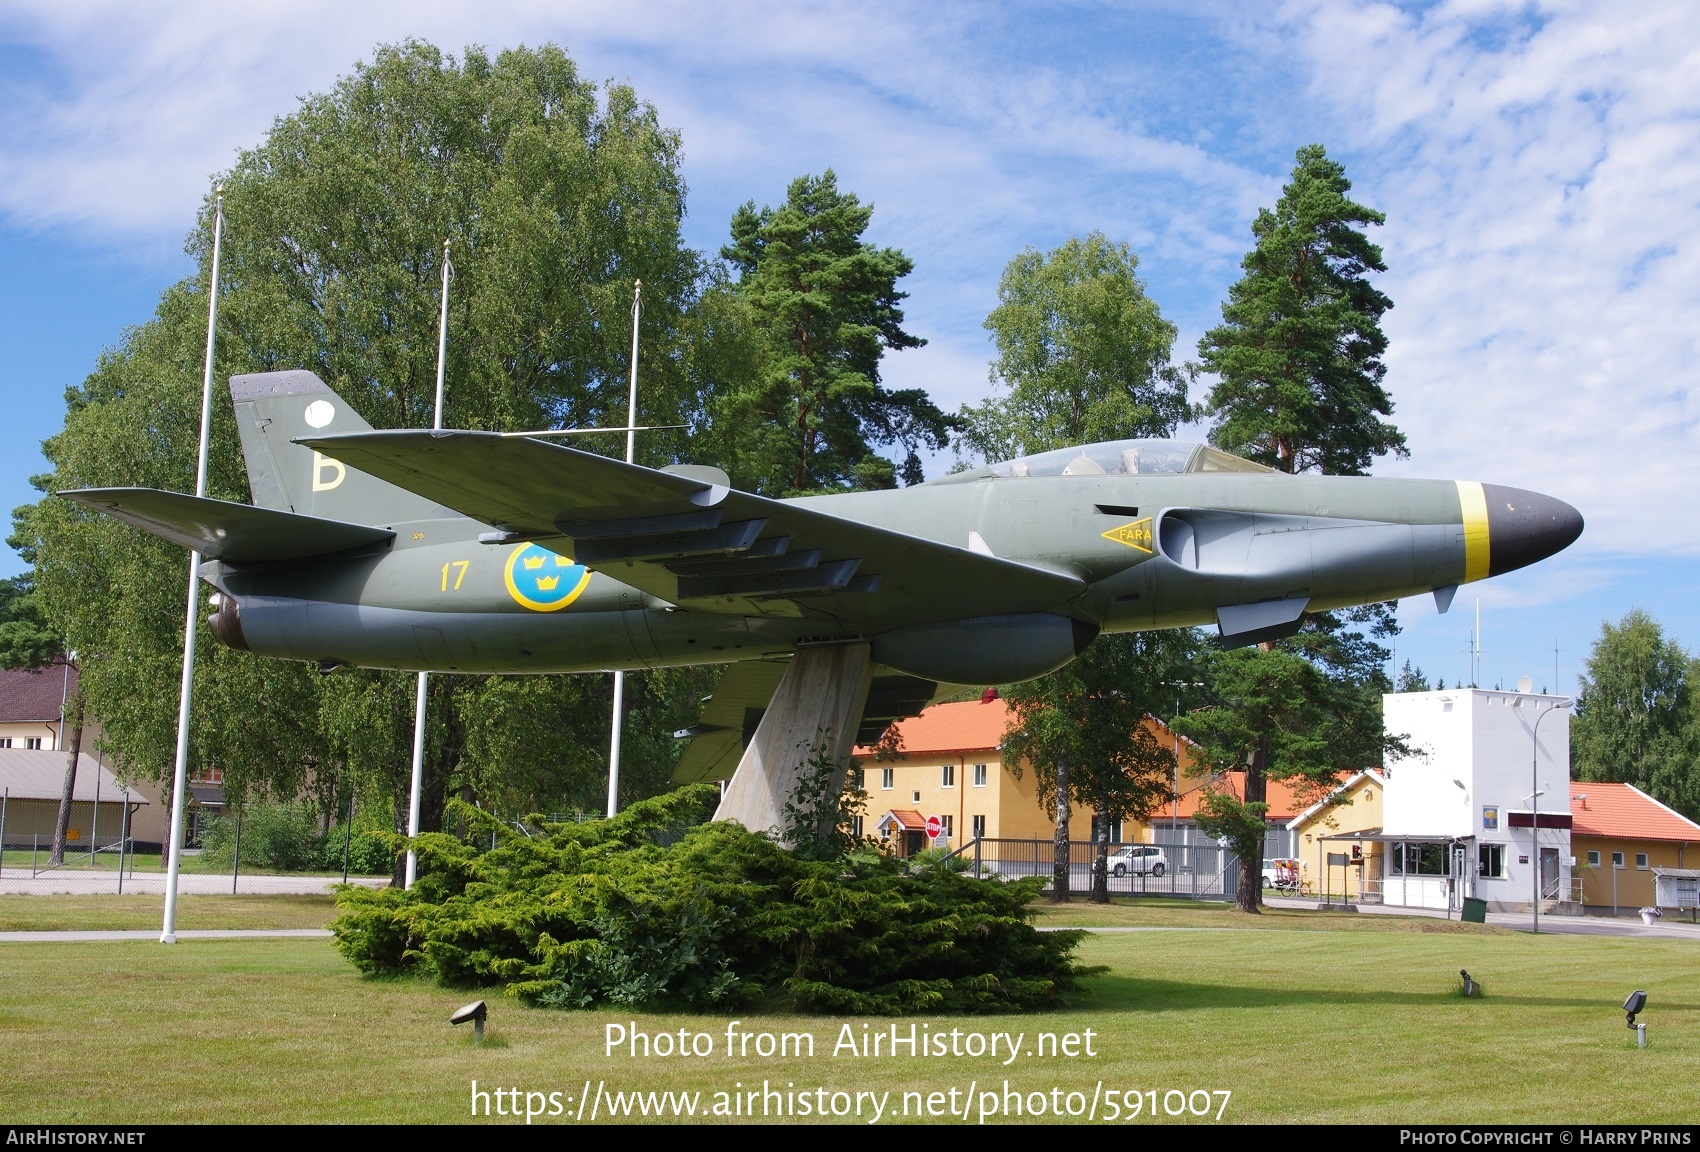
[504, 543, 591, 612]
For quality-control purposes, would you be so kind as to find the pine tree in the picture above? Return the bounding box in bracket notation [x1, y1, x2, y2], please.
[1198, 144, 1406, 476]
[707, 171, 953, 495]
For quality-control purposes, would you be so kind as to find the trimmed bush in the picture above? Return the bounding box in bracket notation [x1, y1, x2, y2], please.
[331, 785, 1095, 1014]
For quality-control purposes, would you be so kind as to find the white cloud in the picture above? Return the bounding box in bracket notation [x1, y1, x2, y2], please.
[3, 0, 1698, 566]
[1268, 1, 1700, 554]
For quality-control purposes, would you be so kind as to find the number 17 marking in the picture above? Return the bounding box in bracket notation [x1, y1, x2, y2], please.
[441, 560, 469, 591]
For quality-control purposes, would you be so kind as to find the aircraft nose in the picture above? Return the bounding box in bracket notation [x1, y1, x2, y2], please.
[1482, 484, 1583, 577]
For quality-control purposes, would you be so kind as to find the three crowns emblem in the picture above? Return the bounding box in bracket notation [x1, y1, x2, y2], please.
[535, 576, 560, 590]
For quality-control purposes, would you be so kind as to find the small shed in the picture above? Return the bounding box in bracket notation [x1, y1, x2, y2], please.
[1653, 868, 1700, 913]
[0, 748, 148, 850]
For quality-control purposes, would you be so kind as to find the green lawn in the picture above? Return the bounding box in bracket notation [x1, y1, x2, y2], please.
[0, 893, 338, 931]
[1028, 895, 1504, 933]
[1, 901, 1694, 1124]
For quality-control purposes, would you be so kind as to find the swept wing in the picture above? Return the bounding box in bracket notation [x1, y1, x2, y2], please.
[300, 430, 1085, 629]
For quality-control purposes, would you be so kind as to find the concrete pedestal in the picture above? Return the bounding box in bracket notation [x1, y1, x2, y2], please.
[712, 642, 873, 840]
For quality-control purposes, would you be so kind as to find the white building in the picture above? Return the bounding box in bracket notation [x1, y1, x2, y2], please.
[1381, 688, 1573, 912]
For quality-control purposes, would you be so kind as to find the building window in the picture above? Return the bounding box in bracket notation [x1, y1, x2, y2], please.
[852, 816, 864, 839]
[1612, 851, 1625, 868]
[971, 815, 986, 839]
[1637, 853, 1650, 870]
[1392, 842, 1449, 875]
[973, 763, 987, 788]
[880, 767, 893, 791]
[912, 791, 921, 803]
[0, 738, 10, 748]
[24, 737, 42, 750]
[1478, 844, 1505, 878]
[940, 815, 953, 839]
[941, 763, 955, 788]
[1587, 850, 1601, 867]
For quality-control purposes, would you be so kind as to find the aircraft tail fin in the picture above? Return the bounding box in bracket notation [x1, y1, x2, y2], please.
[229, 370, 452, 525]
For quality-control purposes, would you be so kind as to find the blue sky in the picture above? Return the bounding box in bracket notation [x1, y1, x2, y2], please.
[2, 0, 1697, 693]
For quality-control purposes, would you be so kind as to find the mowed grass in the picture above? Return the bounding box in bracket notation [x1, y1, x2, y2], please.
[0, 893, 338, 931]
[1028, 895, 1505, 933]
[3, 901, 1697, 1125]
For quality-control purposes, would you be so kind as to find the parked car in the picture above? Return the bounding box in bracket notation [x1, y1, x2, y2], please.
[1109, 845, 1167, 877]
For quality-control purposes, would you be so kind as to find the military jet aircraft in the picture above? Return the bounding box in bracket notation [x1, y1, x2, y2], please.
[63, 369, 1582, 787]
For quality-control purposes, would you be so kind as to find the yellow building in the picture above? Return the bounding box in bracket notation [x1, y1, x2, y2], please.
[851, 696, 1234, 857]
[0, 661, 76, 752]
[1570, 782, 1700, 914]
[854, 696, 1150, 854]
[0, 662, 171, 846]
[1284, 770, 1387, 901]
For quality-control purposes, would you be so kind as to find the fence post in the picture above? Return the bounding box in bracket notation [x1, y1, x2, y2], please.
[231, 808, 242, 895]
[118, 795, 129, 896]
[342, 792, 354, 886]
[0, 786, 7, 879]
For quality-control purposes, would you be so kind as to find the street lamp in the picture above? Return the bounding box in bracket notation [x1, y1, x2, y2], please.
[1163, 681, 1203, 848]
[1529, 698, 1570, 935]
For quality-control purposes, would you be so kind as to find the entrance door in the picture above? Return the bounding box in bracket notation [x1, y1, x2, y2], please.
[904, 830, 926, 857]
[1540, 848, 1561, 900]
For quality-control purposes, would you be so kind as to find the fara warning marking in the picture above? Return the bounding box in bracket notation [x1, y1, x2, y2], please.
[1102, 517, 1154, 553]
[504, 542, 591, 611]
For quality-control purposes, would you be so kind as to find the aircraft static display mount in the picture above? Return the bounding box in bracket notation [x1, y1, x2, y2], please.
[63, 371, 1583, 833]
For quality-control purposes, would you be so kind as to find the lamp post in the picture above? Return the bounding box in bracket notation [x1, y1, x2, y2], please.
[1162, 681, 1203, 849]
[1529, 699, 1570, 935]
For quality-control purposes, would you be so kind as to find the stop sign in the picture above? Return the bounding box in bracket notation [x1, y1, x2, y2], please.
[925, 815, 944, 840]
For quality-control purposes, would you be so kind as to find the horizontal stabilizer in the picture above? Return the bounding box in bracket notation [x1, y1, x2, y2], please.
[59, 488, 394, 563]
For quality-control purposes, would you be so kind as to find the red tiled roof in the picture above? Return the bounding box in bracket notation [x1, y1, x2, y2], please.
[856, 698, 1202, 761]
[1570, 782, 1700, 842]
[0, 661, 75, 724]
[877, 809, 927, 832]
[1160, 769, 1337, 823]
[854, 697, 1012, 757]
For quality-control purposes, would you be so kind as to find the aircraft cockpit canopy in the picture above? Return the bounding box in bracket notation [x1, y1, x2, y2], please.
[939, 439, 1274, 483]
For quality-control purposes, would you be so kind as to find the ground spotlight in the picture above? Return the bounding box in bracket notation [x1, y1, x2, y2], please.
[451, 999, 488, 1043]
[1625, 990, 1647, 1047]
[1460, 969, 1478, 998]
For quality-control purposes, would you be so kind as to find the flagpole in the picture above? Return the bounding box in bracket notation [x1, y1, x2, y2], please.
[161, 186, 224, 944]
[606, 280, 641, 818]
[406, 239, 451, 889]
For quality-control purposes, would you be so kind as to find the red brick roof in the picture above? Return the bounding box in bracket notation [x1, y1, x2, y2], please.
[877, 808, 927, 832]
[0, 661, 75, 724]
[1570, 782, 1700, 842]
